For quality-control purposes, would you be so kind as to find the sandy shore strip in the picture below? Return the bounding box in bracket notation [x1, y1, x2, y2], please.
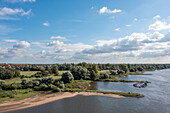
[0, 92, 125, 113]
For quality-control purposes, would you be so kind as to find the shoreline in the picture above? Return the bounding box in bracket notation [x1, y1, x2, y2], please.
[0, 92, 125, 113]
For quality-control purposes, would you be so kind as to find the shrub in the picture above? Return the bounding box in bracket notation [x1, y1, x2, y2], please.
[48, 84, 56, 90]
[99, 73, 109, 79]
[53, 87, 61, 92]
[110, 70, 117, 75]
[59, 83, 65, 89]
[117, 70, 125, 75]
[61, 72, 74, 83]
[34, 83, 49, 91]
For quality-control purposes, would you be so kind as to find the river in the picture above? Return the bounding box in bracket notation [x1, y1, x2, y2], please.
[4, 69, 170, 113]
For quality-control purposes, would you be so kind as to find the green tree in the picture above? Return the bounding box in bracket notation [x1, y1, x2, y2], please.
[61, 72, 74, 83]
[52, 65, 59, 76]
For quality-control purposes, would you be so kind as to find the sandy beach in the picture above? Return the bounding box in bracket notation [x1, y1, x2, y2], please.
[0, 92, 125, 113]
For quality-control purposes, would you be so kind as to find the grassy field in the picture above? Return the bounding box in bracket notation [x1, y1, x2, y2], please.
[0, 89, 37, 103]
[20, 71, 68, 76]
[98, 70, 110, 74]
[63, 89, 144, 98]
[20, 71, 39, 76]
[58, 71, 69, 75]
[5, 78, 22, 84]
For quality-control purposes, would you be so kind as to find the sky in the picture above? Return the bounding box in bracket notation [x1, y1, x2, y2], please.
[0, 0, 170, 64]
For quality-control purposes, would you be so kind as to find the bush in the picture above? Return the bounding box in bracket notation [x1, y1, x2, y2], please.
[117, 70, 125, 75]
[99, 73, 109, 79]
[59, 83, 65, 89]
[110, 70, 117, 75]
[34, 83, 49, 91]
[53, 87, 61, 92]
[48, 84, 56, 90]
[53, 80, 60, 86]
[21, 79, 33, 88]
[61, 72, 74, 83]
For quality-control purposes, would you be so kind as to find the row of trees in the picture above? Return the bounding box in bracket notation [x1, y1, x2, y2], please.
[0, 68, 20, 79]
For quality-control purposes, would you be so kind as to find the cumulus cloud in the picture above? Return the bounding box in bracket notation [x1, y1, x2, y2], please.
[47, 40, 64, 47]
[115, 28, 120, 31]
[0, 7, 31, 16]
[125, 25, 131, 27]
[81, 32, 169, 58]
[99, 6, 122, 14]
[43, 21, 50, 26]
[13, 41, 30, 48]
[50, 36, 66, 40]
[0, 41, 31, 59]
[149, 21, 170, 31]
[153, 15, 161, 20]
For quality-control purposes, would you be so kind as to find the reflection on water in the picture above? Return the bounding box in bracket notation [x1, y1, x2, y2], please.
[5, 69, 170, 113]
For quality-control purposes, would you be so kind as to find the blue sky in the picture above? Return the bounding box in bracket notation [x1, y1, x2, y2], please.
[0, 0, 170, 64]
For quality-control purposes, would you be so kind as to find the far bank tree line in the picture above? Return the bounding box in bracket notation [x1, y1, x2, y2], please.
[0, 63, 168, 80]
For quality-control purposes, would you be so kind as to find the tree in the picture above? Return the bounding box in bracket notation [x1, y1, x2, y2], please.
[99, 73, 109, 79]
[119, 64, 129, 73]
[70, 66, 90, 80]
[90, 70, 98, 80]
[51, 65, 59, 76]
[61, 72, 74, 83]
[110, 70, 117, 75]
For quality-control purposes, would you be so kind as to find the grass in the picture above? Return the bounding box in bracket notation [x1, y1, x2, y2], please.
[49, 75, 62, 80]
[97, 79, 151, 83]
[59, 71, 69, 75]
[0, 89, 37, 103]
[98, 70, 110, 74]
[63, 89, 144, 98]
[20, 71, 39, 76]
[5, 78, 22, 84]
[65, 80, 91, 89]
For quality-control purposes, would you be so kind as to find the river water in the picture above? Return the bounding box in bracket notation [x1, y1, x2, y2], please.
[5, 69, 170, 113]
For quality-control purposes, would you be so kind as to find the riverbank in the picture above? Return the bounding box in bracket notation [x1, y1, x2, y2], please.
[0, 91, 126, 113]
[96, 79, 151, 83]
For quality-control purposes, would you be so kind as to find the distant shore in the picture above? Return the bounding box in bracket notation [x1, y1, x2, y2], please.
[0, 92, 125, 113]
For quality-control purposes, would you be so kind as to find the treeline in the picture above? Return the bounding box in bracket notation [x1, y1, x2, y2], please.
[0, 68, 20, 79]
[0, 63, 168, 80]
[0, 77, 64, 92]
[98, 64, 167, 71]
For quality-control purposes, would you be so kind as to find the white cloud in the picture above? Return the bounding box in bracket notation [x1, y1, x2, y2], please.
[47, 40, 64, 47]
[134, 18, 138, 21]
[149, 21, 170, 31]
[0, 41, 31, 59]
[5, 0, 36, 3]
[43, 21, 50, 26]
[13, 41, 30, 48]
[51, 36, 66, 40]
[99, 6, 122, 14]
[115, 28, 120, 31]
[153, 15, 161, 20]
[0, 7, 31, 16]
[125, 25, 131, 27]
[21, 9, 31, 16]
[81, 32, 169, 58]
[3, 39, 18, 42]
